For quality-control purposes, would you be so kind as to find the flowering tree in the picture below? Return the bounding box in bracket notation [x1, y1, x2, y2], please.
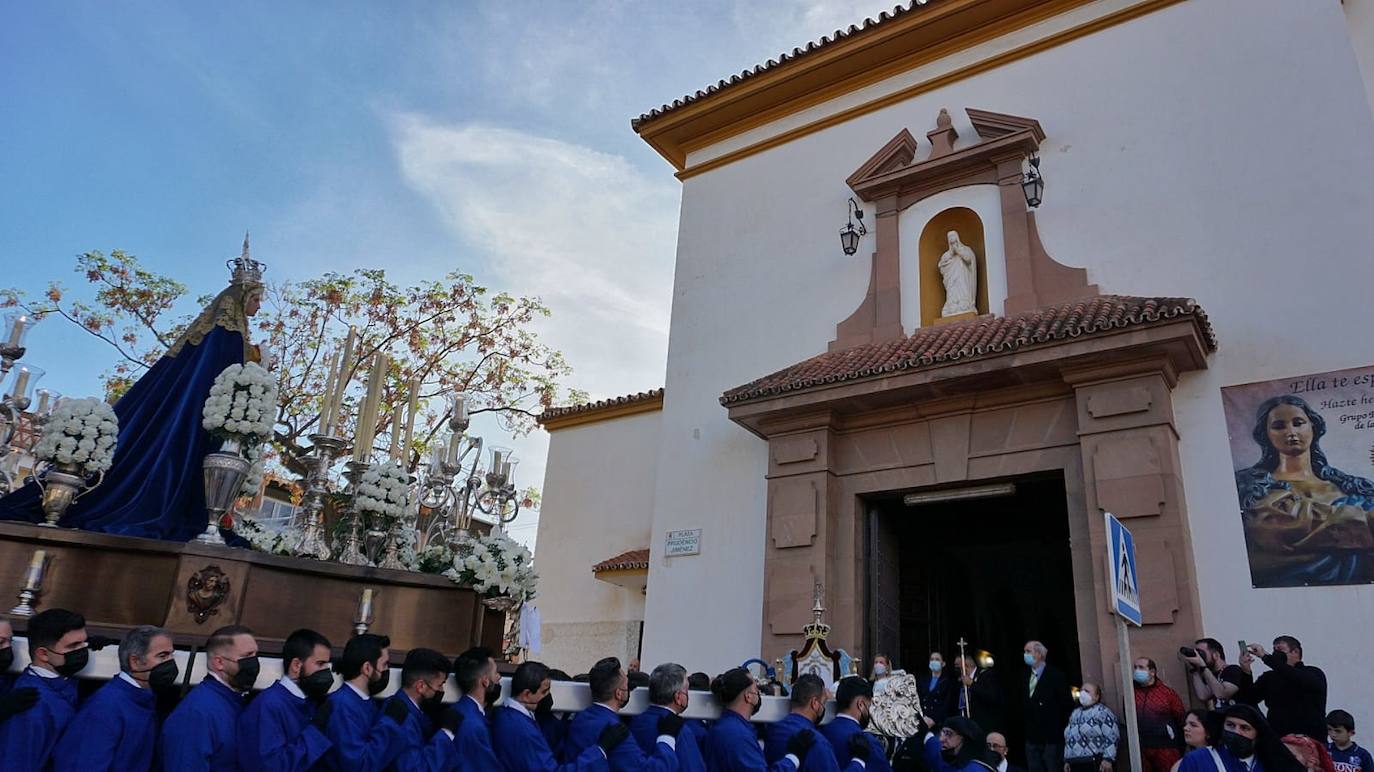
[2, 249, 581, 482]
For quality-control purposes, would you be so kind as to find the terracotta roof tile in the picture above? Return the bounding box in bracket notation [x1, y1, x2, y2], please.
[592, 548, 650, 573]
[537, 389, 664, 425]
[632, 2, 928, 131]
[721, 295, 1216, 405]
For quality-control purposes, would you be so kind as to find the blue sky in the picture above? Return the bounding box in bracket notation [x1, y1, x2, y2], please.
[1, 0, 893, 544]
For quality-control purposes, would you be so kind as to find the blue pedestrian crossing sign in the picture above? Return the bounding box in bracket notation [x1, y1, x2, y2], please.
[1105, 512, 1142, 627]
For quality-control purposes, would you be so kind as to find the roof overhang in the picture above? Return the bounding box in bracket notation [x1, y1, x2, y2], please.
[631, 0, 1098, 171]
[723, 296, 1215, 439]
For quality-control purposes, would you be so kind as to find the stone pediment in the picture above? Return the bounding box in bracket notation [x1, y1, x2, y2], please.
[845, 128, 919, 189]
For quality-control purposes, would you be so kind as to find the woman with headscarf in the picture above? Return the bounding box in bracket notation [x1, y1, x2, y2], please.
[0, 237, 266, 541]
[921, 716, 998, 772]
[1177, 704, 1304, 772]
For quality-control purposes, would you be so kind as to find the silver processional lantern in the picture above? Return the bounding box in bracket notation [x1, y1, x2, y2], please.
[414, 393, 523, 549]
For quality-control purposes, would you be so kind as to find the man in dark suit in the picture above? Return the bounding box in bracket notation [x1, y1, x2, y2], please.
[917, 651, 959, 725]
[1021, 640, 1072, 772]
[954, 654, 1006, 733]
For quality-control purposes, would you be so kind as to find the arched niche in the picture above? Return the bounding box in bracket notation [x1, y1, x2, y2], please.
[918, 207, 989, 327]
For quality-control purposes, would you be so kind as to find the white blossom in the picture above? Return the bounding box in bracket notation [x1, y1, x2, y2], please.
[34, 397, 118, 475]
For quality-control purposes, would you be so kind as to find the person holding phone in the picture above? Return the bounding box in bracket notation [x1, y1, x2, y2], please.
[1180, 639, 1254, 710]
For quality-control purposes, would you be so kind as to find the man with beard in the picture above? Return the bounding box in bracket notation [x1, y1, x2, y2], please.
[822, 676, 892, 772]
[564, 656, 680, 772]
[160, 624, 259, 770]
[385, 647, 464, 772]
[237, 627, 334, 771]
[53, 625, 175, 771]
[764, 673, 868, 772]
[0, 608, 89, 769]
[317, 633, 407, 771]
[452, 646, 504, 771]
[705, 667, 811, 772]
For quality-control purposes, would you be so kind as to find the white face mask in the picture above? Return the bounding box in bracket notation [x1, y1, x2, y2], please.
[1078, 692, 1095, 707]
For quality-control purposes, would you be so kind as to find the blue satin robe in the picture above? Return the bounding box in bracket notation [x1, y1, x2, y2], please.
[318, 684, 406, 772]
[0, 325, 246, 541]
[235, 680, 331, 771]
[383, 692, 458, 772]
[630, 705, 707, 772]
[159, 674, 245, 771]
[453, 696, 500, 772]
[1178, 747, 1265, 772]
[540, 711, 571, 759]
[703, 710, 798, 772]
[490, 704, 608, 772]
[820, 715, 891, 772]
[564, 703, 678, 772]
[0, 668, 80, 771]
[52, 674, 157, 772]
[763, 714, 863, 772]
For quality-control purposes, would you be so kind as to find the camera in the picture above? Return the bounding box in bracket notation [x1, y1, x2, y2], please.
[1178, 646, 1198, 659]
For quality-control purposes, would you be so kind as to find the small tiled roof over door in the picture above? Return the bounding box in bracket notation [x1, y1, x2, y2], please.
[592, 548, 651, 574]
[722, 295, 1216, 405]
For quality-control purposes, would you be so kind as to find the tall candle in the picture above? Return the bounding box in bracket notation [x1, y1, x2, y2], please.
[12, 367, 31, 400]
[402, 376, 420, 462]
[6, 315, 28, 348]
[332, 327, 357, 428]
[319, 352, 339, 432]
[25, 550, 45, 587]
[35, 389, 50, 415]
[453, 393, 468, 425]
[358, 588, 373, 621]
[491, 450, 504, 475]
[430, 444, 444, 475]
[389, 405, 403, 460]
[353, 352, 387, 463]
[447, 433, 462, 466]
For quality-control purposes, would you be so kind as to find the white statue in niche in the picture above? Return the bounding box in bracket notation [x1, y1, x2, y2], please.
[938, 230, 978, 316]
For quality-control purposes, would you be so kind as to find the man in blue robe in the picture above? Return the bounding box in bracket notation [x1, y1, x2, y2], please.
[630, 663, 706, 772]
[490, 660, 612, 772]
[1177, 704, 1302, 772]
[922, 716, 999, 772]
[318, 632, 407, 771]
[0, 608, 89, 770]
[451, 646, 504, 771]
[821, 677, 891, 772]
[703, 667, 808, 772]
[383, 647, 463, 772]
[0, 616, 40, 719]
[565, 656, 681, 772]
[763, 674, 867, 772]
[236, 627, 333, 771]
[160, 624, 259, 770]
[53, 625, 176, 771]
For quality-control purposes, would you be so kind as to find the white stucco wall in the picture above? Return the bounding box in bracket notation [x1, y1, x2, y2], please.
[1345, 0, 1374, 116]
[534, 409, 660, 674]
[641, 0, 1374, 725]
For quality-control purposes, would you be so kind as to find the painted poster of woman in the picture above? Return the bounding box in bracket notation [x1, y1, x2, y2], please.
[1224, 367, 1374, 587]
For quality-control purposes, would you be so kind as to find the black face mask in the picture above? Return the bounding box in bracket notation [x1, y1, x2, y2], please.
[941, 747, 960, 762]
[232, 655, 261, 692]
[0, 648, 13, 673]
[421, 687, 445, 711]
[366, 669, 389, 696]
[299, 669, 335, 701]
[812, 704, 825, 728]
[139, 659, 180, 690]
[484, 680, 503, 706]
[1221, 730, 1256, 759]
[749, 694, 762, 717]
[859, 710, 873, 730]
[53, 646, 89, 677]
[536, 694, 555, 716]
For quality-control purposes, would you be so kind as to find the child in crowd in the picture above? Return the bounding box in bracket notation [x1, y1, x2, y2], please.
[1328, 710, 1374, 772]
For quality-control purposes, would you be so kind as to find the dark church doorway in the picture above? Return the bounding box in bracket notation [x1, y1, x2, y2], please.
[866, 472, 1081, 760]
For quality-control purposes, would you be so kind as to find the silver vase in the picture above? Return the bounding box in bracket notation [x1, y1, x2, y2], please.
[200, 439, 250, 545]
[37, 462, 87, 527]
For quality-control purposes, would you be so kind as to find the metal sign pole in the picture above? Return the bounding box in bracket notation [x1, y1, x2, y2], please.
[1117, 616, 1143, 772]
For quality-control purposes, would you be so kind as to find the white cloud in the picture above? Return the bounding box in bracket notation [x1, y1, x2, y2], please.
[389, 115, 681, 552]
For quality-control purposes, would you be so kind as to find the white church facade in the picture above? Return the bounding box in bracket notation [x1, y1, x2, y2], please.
[535, 0, 1374, 725]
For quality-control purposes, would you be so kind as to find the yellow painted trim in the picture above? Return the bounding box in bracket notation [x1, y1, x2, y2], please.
[674, 0, 1185, 181]
[540, 394, 665, 431]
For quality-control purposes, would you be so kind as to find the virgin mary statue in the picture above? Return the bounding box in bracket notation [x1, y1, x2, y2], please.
[0, 237, 266, 541]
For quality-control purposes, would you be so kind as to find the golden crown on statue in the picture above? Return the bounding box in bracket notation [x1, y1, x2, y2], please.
[227, 231, 266, 287]
[803, 580, 831, 641]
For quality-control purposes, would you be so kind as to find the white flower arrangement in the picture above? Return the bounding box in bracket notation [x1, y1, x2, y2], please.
[202, 362, 278, 445]
[354, 460, 412, 529]
[33, 397, 118, 476]
[239, 446, 264, 499]
[236, 514, 296, 556]
[444, 532, 538, 600]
